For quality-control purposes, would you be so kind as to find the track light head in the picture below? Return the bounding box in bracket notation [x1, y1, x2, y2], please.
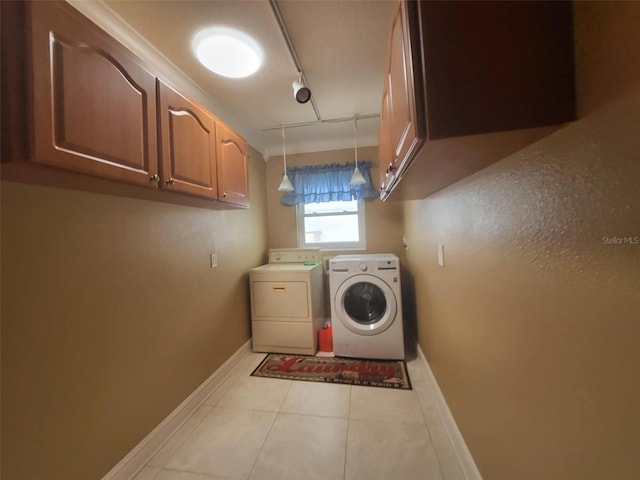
[292, 75, 311, 104]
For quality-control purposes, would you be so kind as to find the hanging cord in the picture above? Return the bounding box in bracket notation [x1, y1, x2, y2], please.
[277, 125, 294, 191]
[348, 116, 366, 186]
[353, 117, 358, 168]
[282, 126, 287, 170]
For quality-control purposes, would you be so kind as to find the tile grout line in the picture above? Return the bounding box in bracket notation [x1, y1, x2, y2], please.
[343, 385, 353, 480]
[112, 342, 253, 480]
[149, 405, 214, 471]
[245, 378, 295, 480]
[145, 351, 256, 476]
[410, 361, 448, 480]
[152, 465, 231, 480]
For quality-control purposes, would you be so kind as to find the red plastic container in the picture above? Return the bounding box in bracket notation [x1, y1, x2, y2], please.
[318, 322, 333, 352]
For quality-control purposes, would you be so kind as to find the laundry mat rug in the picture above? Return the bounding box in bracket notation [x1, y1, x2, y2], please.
[251, 354, 412, 389]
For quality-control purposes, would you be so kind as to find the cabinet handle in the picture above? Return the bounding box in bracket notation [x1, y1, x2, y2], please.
[166, 178, 175, 185]
[149, 174, 160, 182]
[222, 193, 227, 197]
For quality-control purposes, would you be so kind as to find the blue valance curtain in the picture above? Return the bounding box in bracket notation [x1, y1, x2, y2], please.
[280, 161, 378, 206]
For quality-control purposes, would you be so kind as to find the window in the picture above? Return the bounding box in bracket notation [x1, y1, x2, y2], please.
[297, 199, 366, 250]
[281, 161, 376, 251]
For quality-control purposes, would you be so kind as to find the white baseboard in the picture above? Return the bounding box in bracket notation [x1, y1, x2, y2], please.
[417, 346, 483, 480]
[101, 340, 252, 480]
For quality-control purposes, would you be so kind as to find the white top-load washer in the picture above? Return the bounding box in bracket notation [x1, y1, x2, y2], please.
[329, 254, 404, 360]
[250, 248, 324, 355]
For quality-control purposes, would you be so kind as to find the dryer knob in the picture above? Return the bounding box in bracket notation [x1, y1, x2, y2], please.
[359, 262, 368, 272]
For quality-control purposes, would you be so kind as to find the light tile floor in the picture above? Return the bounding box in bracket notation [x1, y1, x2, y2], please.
[133, 352, 465, 480]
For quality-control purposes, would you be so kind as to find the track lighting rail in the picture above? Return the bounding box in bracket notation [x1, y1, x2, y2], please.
[269, 0, 322, 120]
[261, 113, 380, 131]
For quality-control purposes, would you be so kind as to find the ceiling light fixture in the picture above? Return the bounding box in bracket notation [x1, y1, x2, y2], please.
[349, 117, 367, 186]
[278, 127, 294, 192]
[292, 72, 311, 104]
[193, 26, 263, 79]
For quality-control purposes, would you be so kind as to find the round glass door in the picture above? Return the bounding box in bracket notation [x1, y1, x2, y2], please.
[334, 274, 397, 336]
[343, 282, 387, 325]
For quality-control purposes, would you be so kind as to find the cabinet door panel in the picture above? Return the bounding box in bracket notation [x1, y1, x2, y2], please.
[30, 1, 158, 186]
[387, 2, 419, 169]
[158, 80, 217, 199]
[168, 110, 214, 188]
[378, 80, 393, 193]
[388, 11, 412, 159]
[380, 0, 425, 189]
[52, 35, 147, 169]
[216, 121, 249, 207]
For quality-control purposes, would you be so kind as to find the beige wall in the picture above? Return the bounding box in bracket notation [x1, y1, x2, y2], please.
[402, 2, 640, 479]
[0, 148, 267, 478]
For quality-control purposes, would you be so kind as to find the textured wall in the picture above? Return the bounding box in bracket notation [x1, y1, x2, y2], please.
[1, 148, 267, 479]
[402, 2, 640, 479]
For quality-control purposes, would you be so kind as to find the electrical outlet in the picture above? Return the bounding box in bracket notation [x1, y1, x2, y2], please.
[210, 253, 218, 268]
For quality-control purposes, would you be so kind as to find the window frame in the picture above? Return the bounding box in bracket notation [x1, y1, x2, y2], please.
[296, 199, 366, 251]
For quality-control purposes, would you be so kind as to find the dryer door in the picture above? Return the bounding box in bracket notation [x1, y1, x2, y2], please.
[334, 274, 397, 336]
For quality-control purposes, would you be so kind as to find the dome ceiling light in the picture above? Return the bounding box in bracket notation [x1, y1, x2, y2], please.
[193, 26, 263, 78]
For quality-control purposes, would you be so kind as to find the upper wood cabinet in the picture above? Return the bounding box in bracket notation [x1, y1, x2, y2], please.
[26, 1, 158, 187]
[1, 1, 250, 207]
[379, 0, 575, 200]
[215, 121, 250, 207]
[157, 80, 218, 199]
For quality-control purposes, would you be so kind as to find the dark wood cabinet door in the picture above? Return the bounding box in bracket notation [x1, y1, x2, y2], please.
[380, 1, 425, 193]
[378, 80, 393, 194]
[387, 3, 411, 165]
[215, 121, 249, 207]
[30, 1, 158, 187]
[157, 80, 217, 199]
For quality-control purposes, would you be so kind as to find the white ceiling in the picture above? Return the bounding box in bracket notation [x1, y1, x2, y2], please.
[94, 0, 399, 159]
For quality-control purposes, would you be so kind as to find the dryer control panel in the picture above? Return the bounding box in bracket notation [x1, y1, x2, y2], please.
[268, 248, 321, 264]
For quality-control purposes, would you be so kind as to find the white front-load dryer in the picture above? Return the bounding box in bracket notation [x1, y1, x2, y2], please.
[329, 254, 404, 360]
